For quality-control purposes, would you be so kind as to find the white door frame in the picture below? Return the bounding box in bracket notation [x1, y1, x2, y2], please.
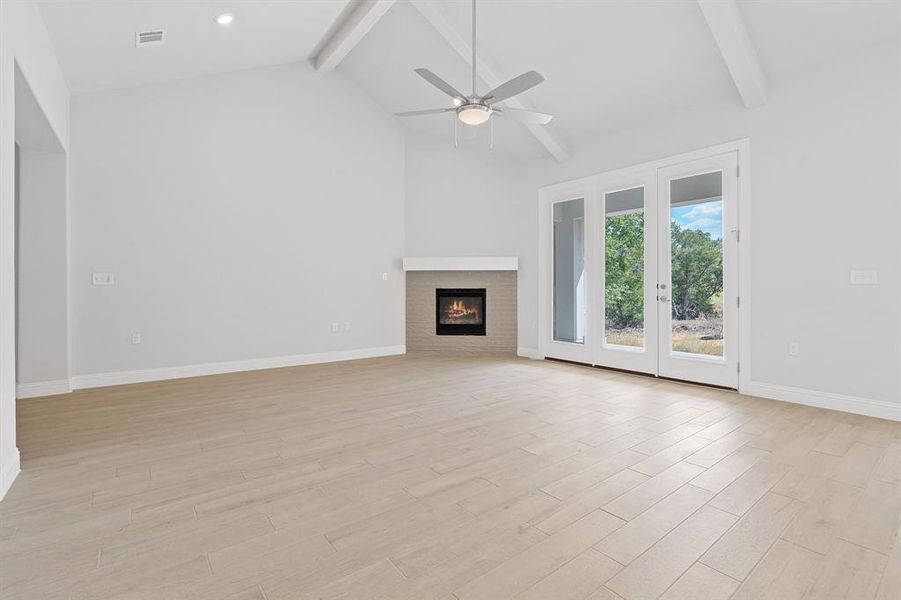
[538, 139, 752, 391]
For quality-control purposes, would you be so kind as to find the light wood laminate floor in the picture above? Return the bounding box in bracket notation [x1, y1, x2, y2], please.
[2, 353, 900, 600]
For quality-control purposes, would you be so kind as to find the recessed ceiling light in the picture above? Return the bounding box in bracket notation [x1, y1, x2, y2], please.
[216, 13, 234, 26]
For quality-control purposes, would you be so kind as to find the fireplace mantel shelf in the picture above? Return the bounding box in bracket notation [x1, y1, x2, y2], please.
[402, 257, 518, 272]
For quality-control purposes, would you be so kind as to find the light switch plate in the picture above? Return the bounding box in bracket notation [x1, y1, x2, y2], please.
[92, 272, 115, 285]
[849, 270, 878, 285]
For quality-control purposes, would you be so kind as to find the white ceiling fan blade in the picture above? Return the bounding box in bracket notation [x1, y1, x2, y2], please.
[483, 71, 544, 103]
[414, 68, 466, 100]
[494, 108, 553, 125]
[395, 108, 455, 117]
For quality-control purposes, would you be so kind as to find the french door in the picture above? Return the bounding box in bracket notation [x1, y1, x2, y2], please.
[655, 153, 738, 387]
[542, 148, 741, 388]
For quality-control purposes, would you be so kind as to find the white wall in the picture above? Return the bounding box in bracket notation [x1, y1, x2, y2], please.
[70, 62, 406, 380]
[404, 132, 537, 352]
[405, 44, 901, 411]
[0, 0, 70, 499]
[532, 46, 900, 407]
[16, 149, 69, 387]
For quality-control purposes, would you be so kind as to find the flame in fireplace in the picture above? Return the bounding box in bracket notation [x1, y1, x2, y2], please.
[440, 297, 482, 324]
[445, 299, 478, 319]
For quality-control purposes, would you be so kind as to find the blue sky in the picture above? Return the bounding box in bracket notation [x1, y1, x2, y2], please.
[671, 200, 722, 239]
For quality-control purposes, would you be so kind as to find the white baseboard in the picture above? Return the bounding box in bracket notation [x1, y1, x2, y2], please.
[16, 379, 72, 399]
[0, 448, 20, 501]
[17, 347, 898, 426]
[742, 381, 901, 422]
[71, 345, 407, 390]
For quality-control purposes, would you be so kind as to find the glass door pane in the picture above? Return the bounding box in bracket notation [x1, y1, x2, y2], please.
[604, 187, 645, 349]
[668, 172, 724, 358]
[553, 198, 585, 343]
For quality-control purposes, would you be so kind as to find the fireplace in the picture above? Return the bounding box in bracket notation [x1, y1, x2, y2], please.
[436, 288, 486, 336]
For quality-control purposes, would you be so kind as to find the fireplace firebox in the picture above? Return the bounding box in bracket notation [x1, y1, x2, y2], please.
[436, 288, 486, 336]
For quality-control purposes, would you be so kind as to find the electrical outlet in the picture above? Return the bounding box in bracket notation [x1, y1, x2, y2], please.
[849, 270, 878, 285]
[92, 272, 115, 285]
[788, 341, 799, 356]
[331, 322, 340, 333]
[344, 322, 351, 331]
[131, 332, 142, 345]
[382, 272, 388, 281]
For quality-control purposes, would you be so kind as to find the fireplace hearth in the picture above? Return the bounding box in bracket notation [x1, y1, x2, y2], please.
[436, 288, 486, 336]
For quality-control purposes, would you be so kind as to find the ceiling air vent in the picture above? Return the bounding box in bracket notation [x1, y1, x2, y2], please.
[135, 30, 166, 47]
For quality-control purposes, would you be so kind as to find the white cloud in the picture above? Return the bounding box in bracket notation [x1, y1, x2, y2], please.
[672, 201, 723, 239]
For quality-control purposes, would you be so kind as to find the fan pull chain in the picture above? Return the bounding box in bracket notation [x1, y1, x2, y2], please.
[454, 116, 458, 149]
[490, 116, 494, 151]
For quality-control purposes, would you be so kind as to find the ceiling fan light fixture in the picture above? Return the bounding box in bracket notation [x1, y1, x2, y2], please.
[457, 104, 490, 126]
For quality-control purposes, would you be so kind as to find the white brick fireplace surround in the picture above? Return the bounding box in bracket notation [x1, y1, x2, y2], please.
[403, 257, 518, 354]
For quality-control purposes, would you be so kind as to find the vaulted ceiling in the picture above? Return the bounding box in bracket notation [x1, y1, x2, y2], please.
[36, 0, 350, 93]
[38, 0, 899, 161]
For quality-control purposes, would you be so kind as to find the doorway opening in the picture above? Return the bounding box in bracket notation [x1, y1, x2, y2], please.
[13, 63, 70, 401]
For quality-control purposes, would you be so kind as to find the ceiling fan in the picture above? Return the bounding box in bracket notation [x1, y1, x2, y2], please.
[396, 0, 552, 127]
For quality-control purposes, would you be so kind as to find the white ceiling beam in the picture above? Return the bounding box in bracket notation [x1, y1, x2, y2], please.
[697, 0, 768, 108]
[409, 0, 569, 162]
[314, 0, 396, 72]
